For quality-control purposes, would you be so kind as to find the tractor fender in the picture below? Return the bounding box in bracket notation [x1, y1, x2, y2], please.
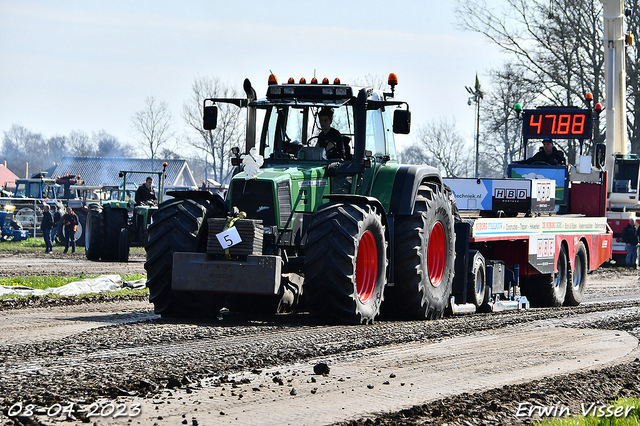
[165, 190, 228, 214]
[385, 165, 442, 215]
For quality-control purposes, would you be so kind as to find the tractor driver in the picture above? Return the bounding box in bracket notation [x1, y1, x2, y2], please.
[135, 176, 158, 206]
[520, 138, 566, 166]
[317, 107, 344, 159]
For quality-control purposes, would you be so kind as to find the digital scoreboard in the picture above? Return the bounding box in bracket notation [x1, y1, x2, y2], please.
[522, 108, 593, 140]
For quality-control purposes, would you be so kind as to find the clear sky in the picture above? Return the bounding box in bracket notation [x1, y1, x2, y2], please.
[0, 0, 506, 155]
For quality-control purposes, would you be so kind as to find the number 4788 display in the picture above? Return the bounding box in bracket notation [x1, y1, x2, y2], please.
[523, 109, 593, 140]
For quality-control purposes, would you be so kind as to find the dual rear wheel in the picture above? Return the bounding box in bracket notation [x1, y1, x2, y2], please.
[304, 183, 457, 323]
[84, 204, 127, 261]
[522, 241, 588, 307]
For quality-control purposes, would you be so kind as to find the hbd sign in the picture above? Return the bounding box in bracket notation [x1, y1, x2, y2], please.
[493, 182, 531, 212]
[494, 188, 528, 200]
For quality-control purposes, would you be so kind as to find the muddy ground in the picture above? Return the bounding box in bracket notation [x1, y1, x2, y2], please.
[0, 251, 146, 278]
[0, 254, 638, 425]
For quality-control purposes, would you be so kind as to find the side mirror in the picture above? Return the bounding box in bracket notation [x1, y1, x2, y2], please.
[203, 105, 218, 130]
[393, 109, 411, 134]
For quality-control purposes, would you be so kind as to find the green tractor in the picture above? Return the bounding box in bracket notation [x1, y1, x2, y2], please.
[145, 74, 456, 324]
[85, 164, 167, 262]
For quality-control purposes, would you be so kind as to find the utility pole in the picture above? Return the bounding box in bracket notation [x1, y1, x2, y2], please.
[466, 74, 484, 178]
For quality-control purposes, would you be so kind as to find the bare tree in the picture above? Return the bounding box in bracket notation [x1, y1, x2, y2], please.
[1, 125, 46, 174]
[46, 135, 70, 167]
[352, 73, 387, 90]
[68, 130, 95, 157]
[182, 76, 244, 184]
[93, 131, 135, 158]
[480, 63, 538, 176]
[398, 144, 433, 166]
[455, 0, 611, 161]
[131, 96, 174, 160]
[410, 118, 472, 178]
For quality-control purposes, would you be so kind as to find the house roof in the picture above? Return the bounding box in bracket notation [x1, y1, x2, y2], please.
[52, 157, 196, 188]
[0, 164, 19, 188]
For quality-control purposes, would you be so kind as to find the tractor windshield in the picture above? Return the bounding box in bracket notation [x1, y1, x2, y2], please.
[258, 104, 354, 161]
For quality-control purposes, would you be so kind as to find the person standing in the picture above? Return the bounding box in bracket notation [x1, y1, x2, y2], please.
[61, 207, 78, 254]
[41, 204, 54, 253]
[51, 205, 61, 245]
[622, 218, 638, 268]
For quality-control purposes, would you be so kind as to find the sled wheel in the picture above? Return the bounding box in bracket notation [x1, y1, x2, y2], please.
[467, 250, 486, 307]
[145, 197, 227, 318]
[525, 244, 568, 307]
[304, 202, 388, 324]
[565, 241, 587, 306]
[385, 183, 455, 319]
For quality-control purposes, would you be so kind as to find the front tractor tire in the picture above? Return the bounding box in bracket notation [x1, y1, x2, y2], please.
[145, 198, 226, 318]
[385, 183, 456, 320]
[304, 202, 388, 324]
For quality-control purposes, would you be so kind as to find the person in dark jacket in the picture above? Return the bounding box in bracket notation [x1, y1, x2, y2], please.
[135, 176, 158, 206]
[61, 207, 78, 254]
[41, 204, 54, 253]
[316, 107, 344, 159]
[521, 138, 566, 166]
[622, 218, 638, 267]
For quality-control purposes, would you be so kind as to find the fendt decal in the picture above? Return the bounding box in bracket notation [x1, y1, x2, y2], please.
[299, 180, 328, 187]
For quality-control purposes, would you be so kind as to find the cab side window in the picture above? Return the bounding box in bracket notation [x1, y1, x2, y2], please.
[365, 110, 385, 157]
[382, 108, 397, 161]
[15, 183, 26, 198]
[28, 183, 40, 198]
[43, 184, 56, 199]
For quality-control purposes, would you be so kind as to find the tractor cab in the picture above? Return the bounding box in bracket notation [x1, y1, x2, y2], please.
[204, 74, 410, 207]
[609, 154, 640, 204]
[14, 173, 61, 201]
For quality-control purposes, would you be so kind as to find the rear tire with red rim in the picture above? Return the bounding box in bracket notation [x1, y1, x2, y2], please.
[385, 182, 455, 319]
[304, 202, 388, 324]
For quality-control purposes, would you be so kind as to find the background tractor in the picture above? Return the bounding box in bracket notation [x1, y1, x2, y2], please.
[4, 173, 65, 238]
[85, 163, 167, 262]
